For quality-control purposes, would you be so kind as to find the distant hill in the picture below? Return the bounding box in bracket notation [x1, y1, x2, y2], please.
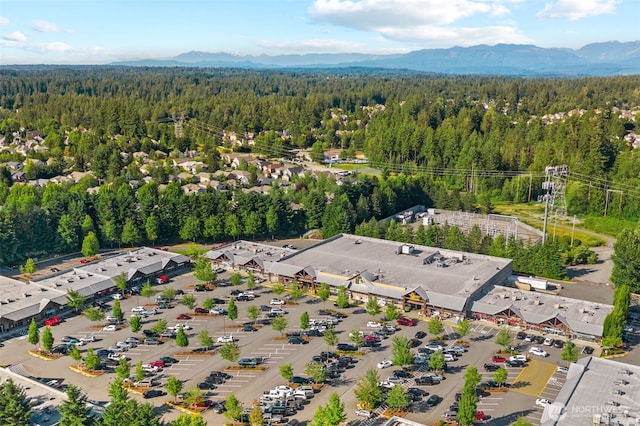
[110, 41, 640, 76]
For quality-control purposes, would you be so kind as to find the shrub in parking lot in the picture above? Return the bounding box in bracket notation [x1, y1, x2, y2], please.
[230, 272, 243, 287]
[198, 330, 214, 348]
[354, 369, 383, 410]
[66, 289, 86, 313]
[135, 361, 145, 381]
[130, 315, 142, 333]
[349, 328, 364, 347]
[202, 297, 215, 311]
[162, 287, 176, 302]
[272, 315, 289, 337]
[385, 303, 401, 321]
[289, 281, 305, 301]
[428, 317, 444, 337]
[457, 318, 470, 340]
[69, 345, 82, 367]
[429, 350, 445, 373]
[151, 319, 168, 335]
[247, 305, 260, 324]
[561, 342, 579, 365]
[0, 378, 31, 426]
[493, 367, 508, 387]
[511, 417, 534, 426]
[116, 358, 130, 379]
[193, 256, 216, 283]
[280, 363, 294, 382]
[300, 311, 310, 330]
[313, 392, 346, 426]
[305, 362, 326, 384]
[386, 384, 409, 409]
[391, 335, 413, 368]
[181, 294, 196, 310]
[247, 272, 256, 290]
[335, 286, 349, 309]
[166, 376, 183, 402]
[170, 414, 207, 426]
[112, 300, 124, 322]
[272, 283, 285, 295]
[42, 326, 54, 353]
[224, 393, 242, 421]
[323, 327, 338, 349]
[28, 318, 39, 350]
[84, 307, 105, 324]
[175, 326, 189, 348]
[141, 281, 156, 303]
[115, 272, 127, 296]
[317, 283, 331, 305]
[228, 297, 238, 321]
[220, 342, 241, 363]
[84, 348, 100, 371]
[366, 297, 381, 318]
[249, 400, 263, 426]
[495, 328, 513, 352]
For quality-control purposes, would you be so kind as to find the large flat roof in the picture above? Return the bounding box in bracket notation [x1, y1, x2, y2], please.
[470, 285, 613, 337]
[280, 234, 512, 309]
[542, 356, 640, 426]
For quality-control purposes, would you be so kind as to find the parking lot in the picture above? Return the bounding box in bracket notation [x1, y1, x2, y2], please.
[0, 270, 609, 425]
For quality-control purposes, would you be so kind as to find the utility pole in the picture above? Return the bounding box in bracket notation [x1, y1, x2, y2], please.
[540, 165, 568, 244]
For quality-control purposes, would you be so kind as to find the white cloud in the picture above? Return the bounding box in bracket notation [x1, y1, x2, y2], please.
[0, 16, 10, 26]
[383, 25, 531, 46]
[4, 31, 26, 42]
[537, 0, 618, 20]
[32, 20, 71, 33]
[307, 0, 528, 46]
[309, 0, 493, 29]
[257, 38, 410, 54]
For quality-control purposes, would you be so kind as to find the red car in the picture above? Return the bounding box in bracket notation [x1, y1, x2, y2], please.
[491, 355, 506, 363]
[176, 314, 192, 320]
[149, 360, 165, 368]
[364, 335, 379, 342]
[44, 316, 61, 326]
[194, 307, 208, 314]
[80, 259, 89, 264]
[397, 317, 417, 326]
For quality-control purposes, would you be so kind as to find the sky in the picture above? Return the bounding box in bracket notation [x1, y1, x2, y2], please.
[0, 0, 637, 64]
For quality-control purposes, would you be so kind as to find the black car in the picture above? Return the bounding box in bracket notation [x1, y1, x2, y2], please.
[256, 318, 272, 325]
[160, 357, 179, 365]
[426, 395, 442, 406]
[210, 401, 226, 414]
[142, 329, 159, 337]
[96, 349, 113, 358]
[318, 309, 332, 315]
[415, 376, 439, 385]
[230, 290, 242, 296]
[198, 382, 217, 390]
[333, 312, 348, 319]
[236, 295, 251, 302]
[408, 387, 429, 397]
[336, 343, 357, 352]
[484, 363, 500, 372]
[209, 371, 233, 379]
[174, 289, 184, 295]
[553, 339, 564, 348]
[143, 390, 166, 399]
[583, 346, 595, 354]
[259, 305, 272, 312]
[290, 376, 312, 384]
[320, 351, 339, 359]
[393, 370, 413, 379]
[304, 329, 324, 337]
[409, 338, 422, 348]
[288, 337, 308, 345]
[506, 359, 525, 367]
[516, 331, 527, 340]
[204, 376, 225, 385]
[353, 308, 366, 314]
[241, 325, 258, 332]
[534, 336, 545, 345]
[415, 331, 427, 339]
[51, 344, 69, 354]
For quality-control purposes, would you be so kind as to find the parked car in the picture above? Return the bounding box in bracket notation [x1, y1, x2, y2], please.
[238, 358, 259, 366]
[516, 331, 527, 340]
[149, 360, 165, 368]
[336, 343, 358, 352]
[491, 355, 506, 363]
[543, 337, 553, 346]
[79, 335, 96, 343]
[143, 390, 166, 399]
[557, 366, 569, 374]
[270, 298, 286, 305]
[241, 325, 258, 332]
[290, 376, 312, 384]
[553, 339, 565, 348]
[415, 331, 427, 339]
[288, 336, 308, 345]
[217, 335, 235, 343]
[415, 376, 439, 385]
[112, 293, 123, 300]
[198, 382, 217, 390]
[583, 346, 595, 354]
[131, 306, 146, 313]
[102, 324, 118, 332]
[44, 316, 62, 326]
[355, 409, 372, 418]
[484, 363, 500, 372]
[144, 338, 162, 345]
[529, 347, 549, 357]
[194, 307, 208, 314]
[397, 317, 417, 326]
[536, 398, 551, 407]
[367, 321, 382, 328]
[160, 357, 179, 364]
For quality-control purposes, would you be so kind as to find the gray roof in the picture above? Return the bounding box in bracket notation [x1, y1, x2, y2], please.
[469, 285, 613, 337]
[206, 241, 295, 264]
[0, 247, 188, 322]
[542, 356, 640, 426]
[279, 234, 512, 311]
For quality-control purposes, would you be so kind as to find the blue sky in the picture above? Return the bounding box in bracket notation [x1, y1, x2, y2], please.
[1, 0, 637, 64]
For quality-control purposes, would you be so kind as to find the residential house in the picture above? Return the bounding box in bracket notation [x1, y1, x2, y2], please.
[10, 170, 26, 183]
[181, 183, 205, 195]
[195, 172, 212, 183]
[281, 165, 304, 181]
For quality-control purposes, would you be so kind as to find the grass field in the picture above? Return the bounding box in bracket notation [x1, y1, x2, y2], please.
[493, 203, 608, 246]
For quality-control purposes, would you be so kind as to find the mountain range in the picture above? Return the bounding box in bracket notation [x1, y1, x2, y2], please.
[111, 41, 640, 76]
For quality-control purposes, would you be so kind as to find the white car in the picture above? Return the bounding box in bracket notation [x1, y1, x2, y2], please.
[131, 306, 145, 313]
[529, 347, 549, 357]
[144, 308, 158, 316]
[543, 338, 553, 346]
[355, 409, 372, 418]
[171, 323, 192, 331]
[217, 335, 235, 343]
[378, 381, 396, 389]
[117, 341, 134, 349]
[536, 398, 551, 407]
[102, 324, 117, 331]
[108, 353, 127, 361]
[79, 335, 96, 343]
[270, 308, 286, 315]
[367, 321, 382, 328]
[142, 364, 160, 373]
[270, 298, 285, 305]
[108, 345, 126, 352]
[112, 293, 123, 300]
[377, 360, 393, 369]
[210, 307, 226, 315]
[130, 312, 147, 319]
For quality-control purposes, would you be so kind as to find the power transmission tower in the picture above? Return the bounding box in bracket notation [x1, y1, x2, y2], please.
[539, 165, 568, 244]
[171, 112, 186, 138]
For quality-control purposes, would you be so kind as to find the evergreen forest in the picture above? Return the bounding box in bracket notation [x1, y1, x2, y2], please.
[1, 68, 639, 276]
